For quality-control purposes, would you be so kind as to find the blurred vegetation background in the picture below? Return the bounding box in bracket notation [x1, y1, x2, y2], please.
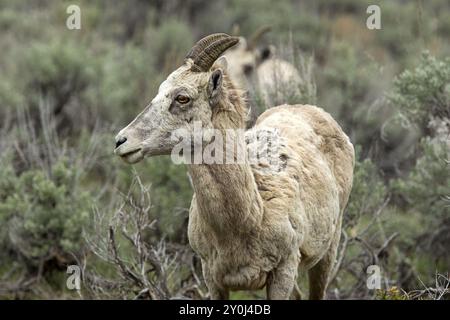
[0, 0, 448, 299]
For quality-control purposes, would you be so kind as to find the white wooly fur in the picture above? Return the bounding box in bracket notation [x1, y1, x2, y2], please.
[188, 102, 354, 299]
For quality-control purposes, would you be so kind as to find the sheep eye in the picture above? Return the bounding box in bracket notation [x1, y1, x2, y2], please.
[243, 64, 254, 75]
[176, 95, 190, 104]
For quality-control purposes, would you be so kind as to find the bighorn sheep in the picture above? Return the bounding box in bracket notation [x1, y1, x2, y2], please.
[223, 27, 303, 124]
[114, 33, 354, 299]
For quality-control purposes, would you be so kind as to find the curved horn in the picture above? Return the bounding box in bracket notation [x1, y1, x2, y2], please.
[186, 33, 239, 72]
[247, 26, 272, 50]
[186, 33, 229, 61]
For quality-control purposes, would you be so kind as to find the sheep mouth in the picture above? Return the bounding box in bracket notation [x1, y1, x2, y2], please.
[120, 148, 141, 157]
[117, 148, 144, 164]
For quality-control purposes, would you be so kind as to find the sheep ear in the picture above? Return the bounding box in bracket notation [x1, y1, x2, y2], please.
[207, 68, 223, 107]
[214, 56, 228, 70]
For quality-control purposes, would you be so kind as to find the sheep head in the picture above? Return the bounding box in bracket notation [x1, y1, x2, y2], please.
[114, 33, 239, 164]
[225, 26, 272, 87]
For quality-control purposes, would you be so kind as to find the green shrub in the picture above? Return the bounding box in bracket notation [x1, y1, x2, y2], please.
[147, 158, 192, 240]
[388, 52, 450, 130]
[391, 137, 449, 219]
[116, 157, 193, 242]
[91, 43, 157, 124]
[318, 41, 390, 148]
[376, 286, 408, 300]
[0, 158, 91, 267]
[145, 19, 194, 74]
[22, 39, 98, 116]
[345, 146, 387, 229]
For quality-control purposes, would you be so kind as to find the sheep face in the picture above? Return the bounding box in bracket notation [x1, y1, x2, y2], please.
[225, 37, 257, 88]
[114, 33, 239, 164]
[115, 61, 231, 163]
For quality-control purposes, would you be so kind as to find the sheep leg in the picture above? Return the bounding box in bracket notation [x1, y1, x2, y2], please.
[308, 230, 341, 300]
[290, 282, 303, 300]
[208, 286, 229, 300]
[202, 260, 229, 300]
[266, 256, 299, 300]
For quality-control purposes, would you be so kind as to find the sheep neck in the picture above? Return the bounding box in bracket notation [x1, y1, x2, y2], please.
[187, 99, 264, 237]
[187, 155, 264, 237]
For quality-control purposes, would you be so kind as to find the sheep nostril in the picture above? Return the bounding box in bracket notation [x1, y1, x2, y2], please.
[115, 136, 127, 148]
